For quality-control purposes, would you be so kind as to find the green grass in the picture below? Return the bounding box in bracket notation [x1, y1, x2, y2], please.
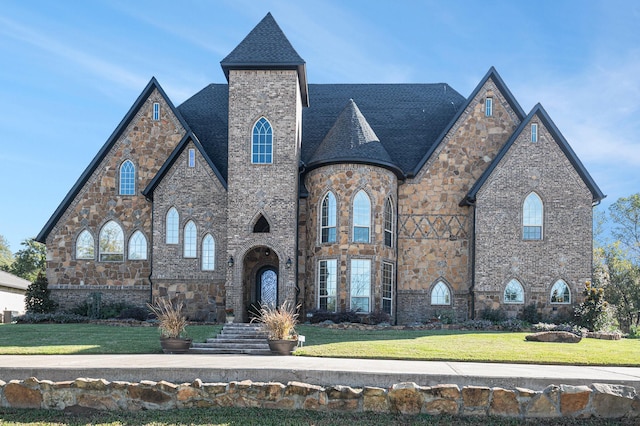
[0, 407, 631, 426]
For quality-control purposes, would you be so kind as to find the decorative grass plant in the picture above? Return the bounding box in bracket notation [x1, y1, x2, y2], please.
[252, 301, 300, 340]
[147, 298, 188, 339]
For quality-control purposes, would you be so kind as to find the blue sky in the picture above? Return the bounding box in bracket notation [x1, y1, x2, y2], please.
[0, 0, 639, 252]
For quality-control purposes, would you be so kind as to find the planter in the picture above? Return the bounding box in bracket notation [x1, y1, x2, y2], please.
[160, 337, 192, 354]
[226, 315, 235, 324]
[268, 339, 298, 355]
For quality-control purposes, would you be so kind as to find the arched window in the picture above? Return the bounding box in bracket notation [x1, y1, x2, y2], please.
[504, 279, 524, 304]
[184, 221, 197, 258]
[384, 197, 394, 247]
[252, 117, 273, 164]
[253, 215, 270, 233]
[321, 192, 337, 243]
[431, 281, 451, 305]
[119, 160, 135, 195]
[99, 221, 124, 262]
[166, 208, 179, 244]
[523, 192, 543, 240]
[76, 230, 95, 260]
[202, 234, 215, 271]
[353, 190, 371, 243]
[551, 280, 571, 304]
[128, 230, 147, 260]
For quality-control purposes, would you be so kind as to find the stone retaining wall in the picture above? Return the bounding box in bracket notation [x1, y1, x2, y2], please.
[1, 378, 638, 419]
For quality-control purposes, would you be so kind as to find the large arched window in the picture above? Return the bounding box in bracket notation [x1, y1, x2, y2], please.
[128, 230, 147, 260]
[184, 221, 197, 258]
[504, 279, 524, 304]
[384, 197, 394, 247]
[551, 280, 571, 304]
[252, 117, 273, 164]
[119, 160, 135, 195]
[353, 190, 371, 243]
[166, 208, 179, 244]
[76, 230, 95, 260]
[431, 281, 451, 305]
[202, 234, 215, 271]
[523, 192, 543, 240]
[99, 221, 124, 262]
[321, 192, 337, 243]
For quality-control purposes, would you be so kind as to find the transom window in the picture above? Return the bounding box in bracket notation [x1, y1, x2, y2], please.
[128, 230, 147, 260]
[76, 230, 95, 260]
[485, 97, 493, 117]
[318, 259, 337, 312]
[523, 192, 543, 240]
[188, 148, 195, 168]
[531, 123, 538, 142]
[382, 262, 394, 315]
[551, 280, 571, 304]
[202, 234, 215, 271]
[153, 102, 160, 121]
[321, 192, 337, 243]
[431, 281, 451, 305]
[352, 190, 371, 243]
[384, 197, 394, 247]
[119, 160, 135, 195]
[166, 208, 179, 244]
[184, 220, 197, 258]
[252, 117, 273, 164]
[99, 221, 124, 262]
[504, 279, 524, 304]
[350, 259, 371, 312]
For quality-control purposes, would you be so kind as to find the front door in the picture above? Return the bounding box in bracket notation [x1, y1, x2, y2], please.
[256, 266, 278, 308]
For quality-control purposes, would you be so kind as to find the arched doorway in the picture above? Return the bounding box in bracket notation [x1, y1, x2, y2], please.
[256, 266, 278, 308]
[241, 245, 279, 321]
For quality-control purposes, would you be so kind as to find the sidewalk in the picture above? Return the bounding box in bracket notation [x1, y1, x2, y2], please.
[1, 355, 639, 391]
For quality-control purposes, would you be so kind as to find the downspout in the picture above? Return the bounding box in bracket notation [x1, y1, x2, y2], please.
[145, 195, 154, 305]
[394, 179, 401, 325]
[469, 201, 476, 320]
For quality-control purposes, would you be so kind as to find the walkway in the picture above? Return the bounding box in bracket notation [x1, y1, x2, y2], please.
[1, 355, 639, 391]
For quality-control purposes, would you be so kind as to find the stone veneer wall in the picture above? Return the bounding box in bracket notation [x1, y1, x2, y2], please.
[1, 378, 637, 419]
[45, 90, 185, 311]
[473, 116, 594, 318]
[396, 78, 521, 323]
[303, 165, 397, 317]
[151, 142, 227, 321]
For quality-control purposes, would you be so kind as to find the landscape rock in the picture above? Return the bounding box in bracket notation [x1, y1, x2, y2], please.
[525, 331, 582, 343]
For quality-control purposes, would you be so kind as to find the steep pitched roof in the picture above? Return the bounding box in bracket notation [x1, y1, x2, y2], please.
[462, 103, 606, 206]
[221, 12, 308, 107]
[409, 67, 526, 177]
[35, 78, 190, 244]
[307, 99, 401, 176]
[0, 270, 30, 291]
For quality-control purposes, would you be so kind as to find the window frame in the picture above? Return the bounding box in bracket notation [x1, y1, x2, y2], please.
[382, 261, 394, 315]
[504, 279, 524, 304]
[320, 192, 337, 244]
[431, 280, 451, 306]
[183, 220, 197, 258]
[251, 117, 273, 164]
[75, 230, 95, 260]
[188, 148, 196, 168]
[550, 279, 571, 304]
[531, 123, 538, 143]
[350, 258, 371, 313]
[485, 97, 493, 117]
[384, 197, 394, 248]
[99, 220, 124, 262]
[153, 102, 160, 121]
[523, 192, 544, 240]
[318, 259, 338, 312]
[202, 234, 215, 271]
[128, 230, 148, 260]
[166, 207, 179, 245]
[352, 190, 371, 243]
[119, 160, 136, 196]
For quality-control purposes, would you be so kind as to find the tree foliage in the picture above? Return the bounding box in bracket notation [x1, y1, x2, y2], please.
[9, 239, 46, 282]
[0, 234, 13, 271]
[24, 272, 58, 314]
[609, 193, 640, 262]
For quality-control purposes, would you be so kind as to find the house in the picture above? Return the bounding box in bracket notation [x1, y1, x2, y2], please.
[36, 13, 604, 324]
[0, 270, 29, 318]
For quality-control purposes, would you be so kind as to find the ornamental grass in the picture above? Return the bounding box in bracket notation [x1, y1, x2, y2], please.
[252, 301, 300, 340]
[147, 298, 187, 339]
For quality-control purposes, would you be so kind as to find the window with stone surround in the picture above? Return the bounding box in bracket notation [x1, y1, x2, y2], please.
[431, 280, 451, 305]
[350, 258, 371, 312]
[202, 234, 215, 270]
[551, 279, 571, 304]
[523, 192, 543, 240]
[531, 123, 538, 142]
[119, 160, 135, 195]
[485, 97, 493, 117]
[382, 261, 393, 315]
[384, 197, 394, 247]
[504, 279, 524, 304]
[188, 148, 196, 168]
[252, 117, 273, 164]
[352, 190, 371, 243]
[320, 192, 337, 243]
[128, 230, 147, 260]
[166, 208, 179, 244]
[75, 230, 95, 260]
[184, 220, 197, 258]
[153, 102, 160, 121]
[99, 221, 124, 262]
[318, 259, 337, 311]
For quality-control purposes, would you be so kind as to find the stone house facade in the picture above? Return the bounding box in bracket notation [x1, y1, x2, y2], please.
[37, 13, 604, 323]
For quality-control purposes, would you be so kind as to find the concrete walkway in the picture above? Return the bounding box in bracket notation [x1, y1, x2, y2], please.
[1, 355, 639, 391]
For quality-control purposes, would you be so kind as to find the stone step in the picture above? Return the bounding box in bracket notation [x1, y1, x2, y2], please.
[192, 341, 269, 350]
[188, 346, 272, 355]
[208, 337, 268, 344]
[188, 323, 271, 355]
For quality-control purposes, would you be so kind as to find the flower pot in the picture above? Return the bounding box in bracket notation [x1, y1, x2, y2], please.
[160, 337, 192, 354]
[226, 315, 235, 324]
[268, 339, 298, 355]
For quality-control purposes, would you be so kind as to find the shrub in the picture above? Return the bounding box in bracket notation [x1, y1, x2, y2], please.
[70, 299, 146, 320]
[307, 309, 361, 324]
[15, 312, 87, 324]
[366, 310, 391, 325]
[434, 309, 456, 324]
[479, 307, 507, 323]
[628, 325, 640, 339]
[460, 319, 494, 330]
[519, 303, 542, 324]
[118, 306, 149, 321]
[499, 319, 526, 332]
[574, 282, 608, 331]
[24, 272, 58, 314]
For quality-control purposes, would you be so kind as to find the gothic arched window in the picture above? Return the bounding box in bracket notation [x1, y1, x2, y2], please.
[252, 117, 273, 164]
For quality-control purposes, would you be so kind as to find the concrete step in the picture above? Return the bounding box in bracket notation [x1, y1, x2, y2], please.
[188, 346, 271, 355]
[189, 323, 271, 355]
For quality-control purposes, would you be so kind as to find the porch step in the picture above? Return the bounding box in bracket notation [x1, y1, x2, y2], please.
[189, 323, 271, 355]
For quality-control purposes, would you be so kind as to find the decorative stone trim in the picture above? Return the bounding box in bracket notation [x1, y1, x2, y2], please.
[0, 378, 637, 419]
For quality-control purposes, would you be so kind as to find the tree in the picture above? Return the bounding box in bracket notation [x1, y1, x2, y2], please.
[609, 193, 640, 262]
[24, 272, 58, 314]
[0, 234, 13, 271]
[9, 239, 46, 282]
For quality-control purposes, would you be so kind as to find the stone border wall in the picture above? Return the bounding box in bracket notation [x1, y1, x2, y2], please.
[1, 378, 638, 419]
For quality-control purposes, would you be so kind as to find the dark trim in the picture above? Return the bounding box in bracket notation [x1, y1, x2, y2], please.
[36, 77, 190, 243]
[304, 158, 405, 180]
[409, 67, 526, 178]
[461, 103, 605, 207]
